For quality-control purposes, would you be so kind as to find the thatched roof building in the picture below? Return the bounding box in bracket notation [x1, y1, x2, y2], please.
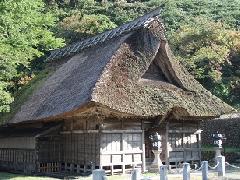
[8, 8, 234, 125]
[0, 8, 236, 176]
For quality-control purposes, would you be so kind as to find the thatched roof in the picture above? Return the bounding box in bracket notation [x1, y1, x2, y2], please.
[216, 113, 240, 120]
[9, 9, 234, 124]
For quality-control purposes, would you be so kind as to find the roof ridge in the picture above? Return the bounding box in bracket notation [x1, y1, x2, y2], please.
[46, 7, 162, 61]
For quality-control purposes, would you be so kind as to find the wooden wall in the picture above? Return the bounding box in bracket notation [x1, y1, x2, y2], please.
[0, 137, 35, 149]
[100, 131, 143, 174]
[60, 117, 145, 174]
[168, 121, 201, 164]
[0, 137, 36, 174]
[62, 132, 100, 170]
[99, 118, 144, 174]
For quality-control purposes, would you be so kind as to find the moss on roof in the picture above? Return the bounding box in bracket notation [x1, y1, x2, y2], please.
[0, 67, 55, 124]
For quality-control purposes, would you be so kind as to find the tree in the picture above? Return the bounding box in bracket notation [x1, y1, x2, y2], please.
[0, 0, 64, 112]
[58, 12, 117, 43]
[170, 17, 240, 107]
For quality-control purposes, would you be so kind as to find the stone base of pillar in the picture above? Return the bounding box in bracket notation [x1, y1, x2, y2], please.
[148, 150, 162, 173]
[214, 147, 222, 163]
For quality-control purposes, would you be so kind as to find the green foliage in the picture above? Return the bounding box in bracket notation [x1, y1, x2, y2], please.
[0, 0, 64, 112]
[52, 0, 158, 43]
[58, 12, 117, 42]
[1, 0, 240, 118]
[160, 0, 240, 33]
[170, 17, 240, 106]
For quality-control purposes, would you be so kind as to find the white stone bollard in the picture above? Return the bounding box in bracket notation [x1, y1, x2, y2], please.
[202, 161, 208, 180]
[217, 155, 225, 177]
[93, 169, 106, 180]
[131, 168, 141, 180]
[183, 163, 190, 180]
[160, 165, 168, 180]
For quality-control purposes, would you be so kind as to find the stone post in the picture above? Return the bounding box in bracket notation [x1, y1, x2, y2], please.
[160, 165, 168, 180]
[214, 147, 222, 162]
[183, 163, 190, 180]
[131, 168, 141, 180]
[217, 156, 225, 177]
[93, 169, 106, 180]
[202, 161, 208, 180]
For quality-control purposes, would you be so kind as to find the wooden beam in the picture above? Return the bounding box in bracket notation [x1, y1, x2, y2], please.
[168, 129, 201, 134]
[102, 130, 143, 133]
[60, 130, 99, 134]
[100, 150, 143, 155]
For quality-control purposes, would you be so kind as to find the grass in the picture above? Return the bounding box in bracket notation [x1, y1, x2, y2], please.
[0, 172, 58, 180]
[0, 172, 177, 180]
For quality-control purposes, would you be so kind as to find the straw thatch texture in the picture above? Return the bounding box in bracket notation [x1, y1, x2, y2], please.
[92, 21, 234, 118]
[10, 35, 130, 123]
[9, 13, 234, 124]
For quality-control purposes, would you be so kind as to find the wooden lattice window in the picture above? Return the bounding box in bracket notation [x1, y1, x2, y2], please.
[123, 133, 142, 151]
[169, 133, 183, 149]
[101, 134, 121, 152]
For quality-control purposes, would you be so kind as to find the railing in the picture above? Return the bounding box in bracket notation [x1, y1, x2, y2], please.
[92, 155, 240, 180]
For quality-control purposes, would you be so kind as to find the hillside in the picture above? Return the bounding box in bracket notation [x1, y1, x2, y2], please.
[0, 0, 239, 123]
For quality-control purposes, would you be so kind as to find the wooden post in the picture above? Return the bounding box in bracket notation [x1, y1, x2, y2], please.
[202, 161, 208, 180]
[70, 163, 74, 172]
[110, 165, 114, 175]
[141, 127, 146, 172]
[64, 163, 67, 172]
[99, 133, 103, 170]
[121, 132, 125, 175]
[77, 164, 80, 174]
[197, 122, 202, 162]
[183, 163, 190, 180]
[217, 156, 225, 177]
[160, 165, 168, 180]
[92, 169, 106, 180]
[165, 122, 169, 167]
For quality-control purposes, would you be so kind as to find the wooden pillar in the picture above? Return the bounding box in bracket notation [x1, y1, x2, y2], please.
[165, 122, 169, 167]
[122, 153, 126, 175]
[99, 133, 103, 170]
[141, 128, 146, 172]
[77, 164, 80, 173]
[70, 163, 74, 172]
[121, 132, 125, 174]
[111, 165, 114, 175]
[65, 163, 67, 172]
[198, 122, 202, 162]
[141, 120, 146, 172]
